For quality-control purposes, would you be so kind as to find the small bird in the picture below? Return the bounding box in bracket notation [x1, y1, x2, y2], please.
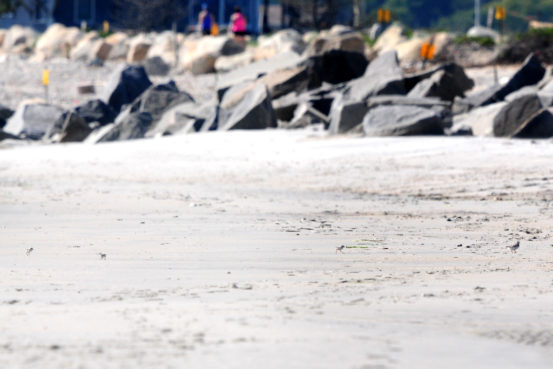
[25, 247, 34, 256]
[336, 245, 346, 254]
[506, 241, 520, 254]
[99, 253, 107, 260]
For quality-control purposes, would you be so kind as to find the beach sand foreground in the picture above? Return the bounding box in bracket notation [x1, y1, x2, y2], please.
[1, 130, 553, 368]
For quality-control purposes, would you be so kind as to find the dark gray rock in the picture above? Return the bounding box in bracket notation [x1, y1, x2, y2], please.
[493, 94, 544, 137]
[404, 63, 474, 95]
[58, 112, 92, 143]
[454, 53, 544, 112]
[218, 84, 277, 131]
[407, 69, 472, 102]
[102, 65, 152, 114]
[513, 108, 553, 138]
[0, 130, 19, 141]
[362, 105, 443, 136]
[260, 66, 310, 100]
[144, 56, 170, 76]
[127, 81, 195, 121]
[345, 50, 405, 101]
[301, 49, 368, 88]
[328, 96, 368, 134]
[4, 104, 64, 140]
[97, 112, 154, 142]
[75, 99, 116, 125]
[0, 104, 14, 129]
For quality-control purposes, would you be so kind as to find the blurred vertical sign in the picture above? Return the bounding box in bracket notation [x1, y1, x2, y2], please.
[420, 42, 435, 61]
[103, 20, 110, 34]
[495, 6, 506, 20]
[377, 9, 391, 24]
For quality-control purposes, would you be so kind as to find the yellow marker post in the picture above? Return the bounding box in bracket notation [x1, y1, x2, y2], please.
[383, 9, 391, 23]
[42, 68, 50, 103]
[103, 20, 110, 34]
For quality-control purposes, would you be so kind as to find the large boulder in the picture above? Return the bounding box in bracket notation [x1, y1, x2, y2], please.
[4, 103, 64, 140]
[344, 50, 405, 101]
[57, 112, 92, 143]
[102, 65, 153, 114]
[125, 81, 195, 124]
[147, 101, 216, 136]
[408, 68, 472, 101]
[452, 102, 507, 136]
[96, 112, 154, 142]
[362, 105, 443, 136]
[143, 56, 170, 76]
[492, 94, 545, 137]
[127, 34, 152, 63]
[35, 23, 83, 60]
[75, 99, 117, 125]
[2, 25, 36, 53]
[513, 108, 553, 138]
[180, 36, 245, 75]
[455, 53, 545, 112]
[215, 50, 255, 73]
[147, 31, 178, 66]
[302, 49, 368, 87]
[105, 32, 129, 61]
[404, 63, 474, 94]
[259, 66, 309, 99]
[304, 31, 365, 57]
[328, 97, 368, 134]
[372, 25, 406, 54]
[218, 84, 277, 131]
[70, 32, 111, 62]
[255, 29, 306, 60]
[216, 51, 304, 92]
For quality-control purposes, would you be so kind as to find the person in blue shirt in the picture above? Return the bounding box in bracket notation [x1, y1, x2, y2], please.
[198, 3, 213, 36]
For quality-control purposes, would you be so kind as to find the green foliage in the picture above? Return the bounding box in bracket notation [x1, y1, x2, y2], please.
[454, 35, 496, 47]
[99, 30, 113, 38]
[362, 33, 376, 47]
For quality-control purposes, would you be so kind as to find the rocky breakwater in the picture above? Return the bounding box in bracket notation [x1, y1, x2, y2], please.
[2, 24, 553, 143]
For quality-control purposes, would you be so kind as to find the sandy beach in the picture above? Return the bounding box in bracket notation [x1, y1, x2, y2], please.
[1, 130, 553, 368]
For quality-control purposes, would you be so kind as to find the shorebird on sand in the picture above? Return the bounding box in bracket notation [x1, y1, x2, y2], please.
[99, 253, 107, 260]
[506, 241, 520, 254]
[336, 245, 345, 254]
[25, 247, 34, 256]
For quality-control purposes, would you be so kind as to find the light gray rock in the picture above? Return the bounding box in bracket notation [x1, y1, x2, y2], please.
[4, 104, 64, 140]
[143, 56, 170, 76]
[362, 105, 443, 136]
[452, 102, 507, 136]
[328, 96, 368, 134]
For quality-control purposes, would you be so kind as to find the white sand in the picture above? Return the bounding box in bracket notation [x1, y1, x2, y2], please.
[1, 130, 553, 368]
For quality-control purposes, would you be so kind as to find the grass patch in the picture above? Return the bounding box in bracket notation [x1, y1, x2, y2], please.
[454, 35, 495, 47]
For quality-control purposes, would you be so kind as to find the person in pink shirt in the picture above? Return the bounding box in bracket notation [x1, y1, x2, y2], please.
[230, 6, 247, 41]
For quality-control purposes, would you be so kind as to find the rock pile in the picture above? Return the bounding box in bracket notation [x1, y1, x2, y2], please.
[2, 23, 553, 143]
